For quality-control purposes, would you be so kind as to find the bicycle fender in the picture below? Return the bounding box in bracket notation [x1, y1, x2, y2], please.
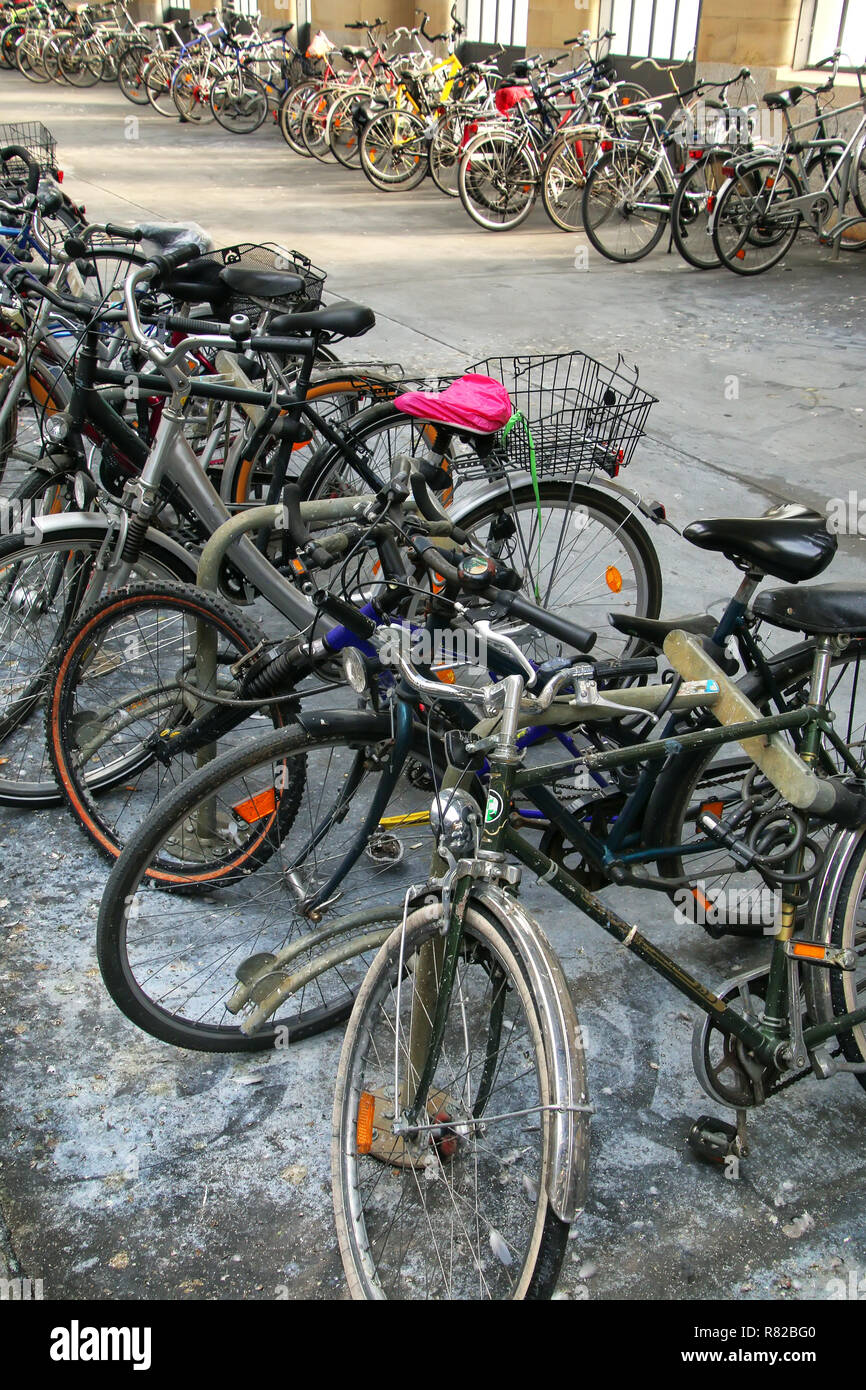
[471, 882, 590, 1222]
[32, 512, 199, 582]
[449, 473, 674, 531]
[804, 825, 866, 1029]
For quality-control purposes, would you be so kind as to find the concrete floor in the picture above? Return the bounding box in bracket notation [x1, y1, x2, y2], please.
[0, 73, 865, 1301]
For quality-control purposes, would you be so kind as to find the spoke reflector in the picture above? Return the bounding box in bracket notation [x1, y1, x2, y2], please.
[357, 1091, 375, 1153]
[605, 565, 623, 593]
[233, 788, 277, 824]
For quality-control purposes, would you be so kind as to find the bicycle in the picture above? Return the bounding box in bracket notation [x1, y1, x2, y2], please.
[711, 54, 866, 274]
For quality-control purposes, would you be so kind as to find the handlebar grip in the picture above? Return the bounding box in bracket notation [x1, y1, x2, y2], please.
[105, 223, 143, 241]
[500, 590, 596, 654]
[147, 241, 202, 281]
[413, 537, 463, 587]
[314, 589, 377, 639]
[0, 145, 39, 194]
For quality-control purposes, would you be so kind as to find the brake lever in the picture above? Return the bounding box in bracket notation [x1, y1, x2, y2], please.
[472, 619, 537, 687]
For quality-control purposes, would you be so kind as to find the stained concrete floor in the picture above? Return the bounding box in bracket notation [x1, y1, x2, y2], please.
[0, 72, 865, 1301]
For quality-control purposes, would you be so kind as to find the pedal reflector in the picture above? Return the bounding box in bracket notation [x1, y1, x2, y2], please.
[790, 941, 826, 961]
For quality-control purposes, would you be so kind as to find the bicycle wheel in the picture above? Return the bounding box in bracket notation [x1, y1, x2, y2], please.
[59, 35, 103, 86]
[712, 158, 802, 275]
[804, 145, 866, 253]
[17, 34, 51, 82]
[541, 127, 603, 233]
[172, 56, 217, 123]
[0, 522, 193, 806]
[429, 108, 469, 197]
[582, 148, 669, 262]
[117, 42, 152, 105]
[95, 714, 446, 1047]
[360, 108, 430, 192]
[650, 642, 866, 928]
[458, 129, 539, 230]
[332, 897, 586, 1299]
[670, 153, 727, 270]
[278, 80, 319, 154]
[211, 68, 269, 134]
[144, 51, 179, 116]
[817, 834, 866, 1090]
[46, 582, 287, 861]
[456, 479, 662, 663]
[327, 88, 369, 168]
[300, 83, 342, 160]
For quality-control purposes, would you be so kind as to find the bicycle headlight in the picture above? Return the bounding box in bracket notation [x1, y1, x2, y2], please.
[342, 647, 369, 695]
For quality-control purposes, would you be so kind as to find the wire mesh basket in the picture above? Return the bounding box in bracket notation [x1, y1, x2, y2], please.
[464, 351, 657, 480]
[0, 121, 58, 178]
[196, 243, 326, 315]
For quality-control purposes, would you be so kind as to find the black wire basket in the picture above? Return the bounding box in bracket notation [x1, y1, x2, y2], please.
[464, 351, 657, 480]
[196, 243, 326, 315]
[0, 121, 58, 178]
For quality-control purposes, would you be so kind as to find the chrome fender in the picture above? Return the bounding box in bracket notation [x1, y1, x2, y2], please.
[26, 511, 200, 582]
[470, 883, 590, 1222]
[805, 826, 866, 1027]
[450, 472, 676, 532]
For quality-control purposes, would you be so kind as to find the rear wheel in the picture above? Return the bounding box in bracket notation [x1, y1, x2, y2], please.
[712, 158, 802, 275]
[671, 153, 727, 269]
[542, 127, 603, 233]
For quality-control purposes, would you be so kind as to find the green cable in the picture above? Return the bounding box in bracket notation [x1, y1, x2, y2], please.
[500, 408, 541, 600]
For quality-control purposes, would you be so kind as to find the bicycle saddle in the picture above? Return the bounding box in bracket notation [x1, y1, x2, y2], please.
[683, 505, 837, 583]
[341, 45, 371, 60]
[763, 86, 805, 109]
[271, 22, 293, 34]
[269, 302, 375, 339]
[219, 266, 306, 300]
[753, 583, 866, 635]
[608, 611, 717, 648]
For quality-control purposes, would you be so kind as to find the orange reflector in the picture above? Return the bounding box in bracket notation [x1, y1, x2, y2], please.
[291, 558, 305, 575]
[605, 565, 623, 593]
[765, 176, 775, 188]
[735, 248, 746, 259]
[692, 886, 713, 913]
[357, 1091, 375, 1153]
[700, 800, 724, 819]
[435, 668, 456, 684]
[791, 941, 827, 961]
[233, 788, 278, 824]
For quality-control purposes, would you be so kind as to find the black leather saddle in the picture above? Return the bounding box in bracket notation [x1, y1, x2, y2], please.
[270, 302, 375, 338]
[763, 86, 805, 110]
[753, 583, 866, 635]
[683, 505, 836, 583]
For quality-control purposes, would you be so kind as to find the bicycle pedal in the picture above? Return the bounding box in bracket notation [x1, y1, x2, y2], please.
[687, 1114, 743, 1165]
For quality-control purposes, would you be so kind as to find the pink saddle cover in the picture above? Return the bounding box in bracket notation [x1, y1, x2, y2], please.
[393, 374, 513, 435]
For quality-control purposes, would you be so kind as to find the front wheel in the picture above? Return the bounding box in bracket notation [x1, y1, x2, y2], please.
[360, 108, 430, 192]
[582, 148, 670, 262]
[458, 129, 539, 230]
[332, 898, 585, 1299]
[210, 68, 269, 134]
[541, 127, 603, 233]
[670, 153, 727, 270]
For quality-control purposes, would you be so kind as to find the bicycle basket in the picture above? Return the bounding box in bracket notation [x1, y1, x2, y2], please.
[0, 121, 58, 178]
[465, 351, 657, 479]
[194, 243, 326, 316]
